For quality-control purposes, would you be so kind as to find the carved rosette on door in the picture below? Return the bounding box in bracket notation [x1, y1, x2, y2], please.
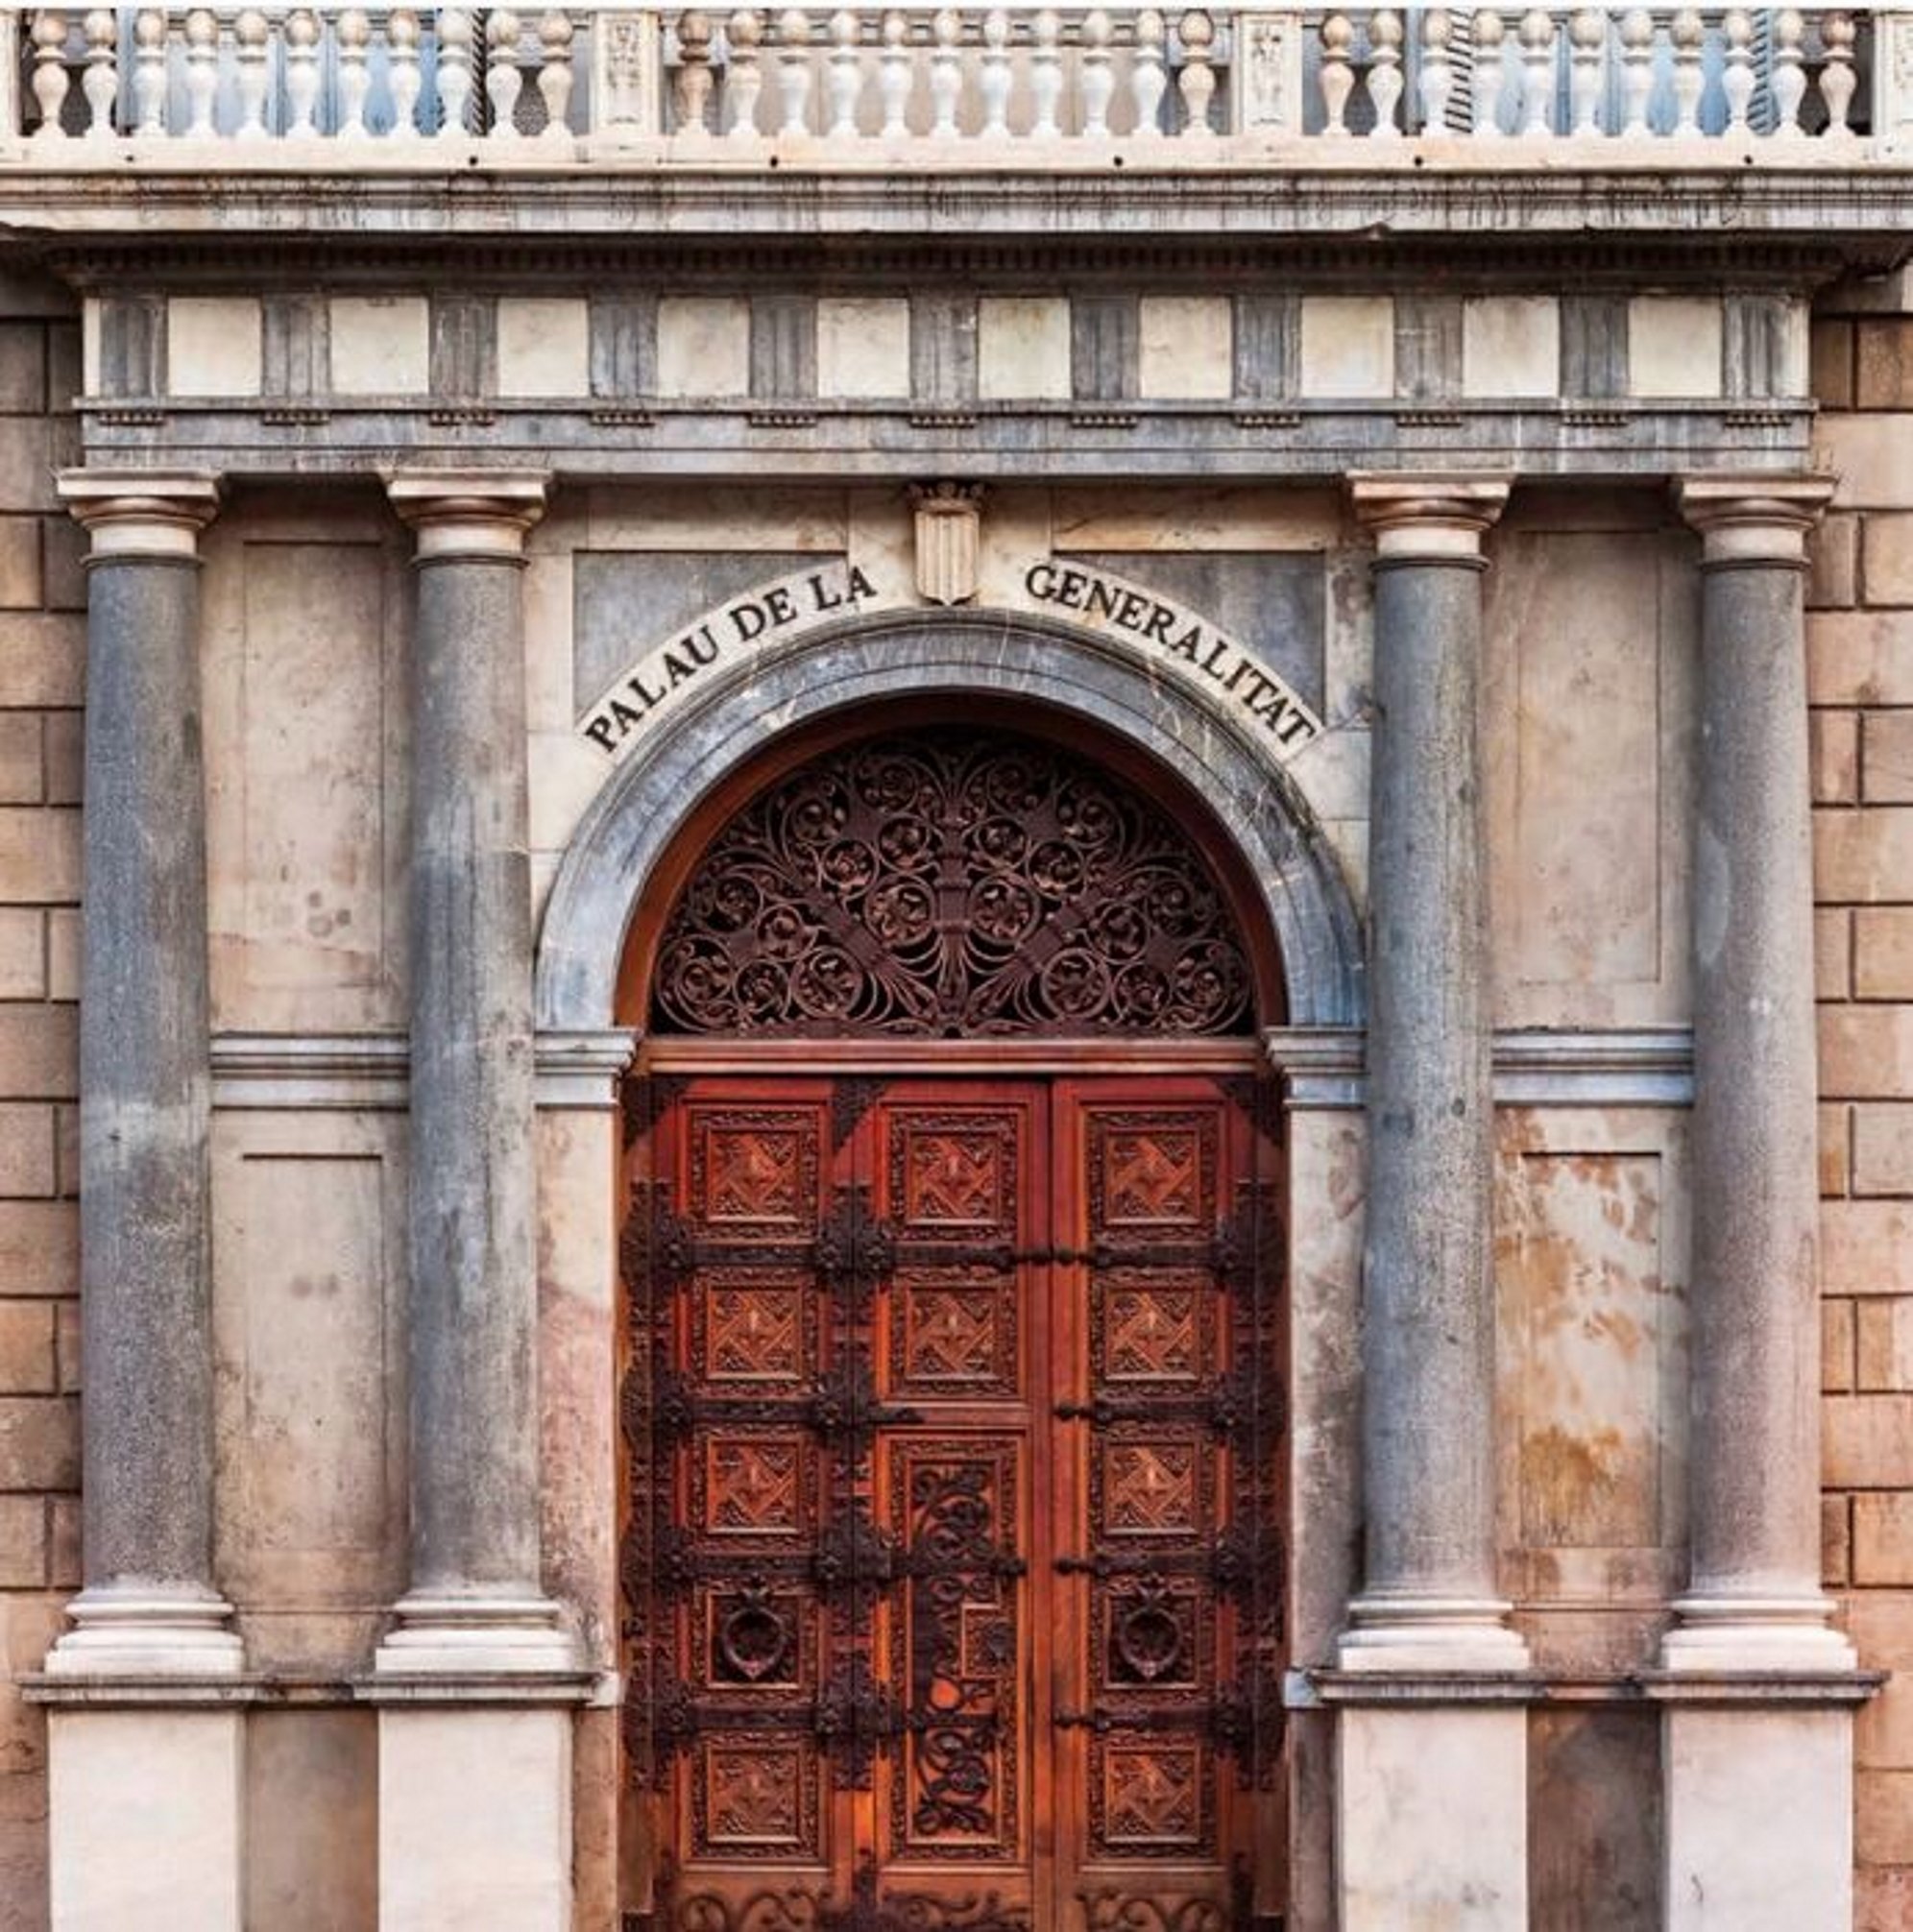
[621, 1073, 1284, 1932]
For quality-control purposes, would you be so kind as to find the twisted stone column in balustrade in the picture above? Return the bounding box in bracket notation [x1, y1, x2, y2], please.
[1339, 473, 1527, 1673]
[48, 471, 236, 1676]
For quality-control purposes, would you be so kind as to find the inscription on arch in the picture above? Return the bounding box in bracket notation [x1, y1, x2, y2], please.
[575, 557, 1324, 763]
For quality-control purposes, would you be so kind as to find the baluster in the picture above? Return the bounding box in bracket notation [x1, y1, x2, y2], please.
[1517, 8, 1553, 135]
[979, 12, 1010, 139]
[29, 12, 67, 142]
[1080, 8, 1114, 136]
[1670, 8, 1704, 138]
[132, 8, 167, 133]
[487, 9, 525, 138]
[82, 8, 117, 141]
[232, 8, 269, 138]
[1472, 10, 1512, 137]
[183, 7, 218, 138]
[928, 8, 959, 136]
[674, 11, 714, 133]
[1618, 7, 1653, 136]
[439, 9, 475, 136]
[826, 9, 860, 139]
[1132, 9, 1168, 137]
[776, 9, 812, 135]
[389, 11, 425, 134]
[1569, 8, 1603, 134]
[1030, 9, 1063, 139]
[1319, 12, 1353, 137]
[1366, 9, 1403, 139]
[1720, 7, 1754, 133]
[1177, 10, 1217, 138]
[1419, 9, 1454, 135]
[1770, 7, 1805, 138]
[1821, 11, 1856, 137]
[729, 10, 765, 135]
[336, 9, 372, 136]
[538, 10, 574, 138]
[878, 10, 909, 137]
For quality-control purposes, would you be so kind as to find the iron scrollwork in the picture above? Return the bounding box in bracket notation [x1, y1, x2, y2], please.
[650, 731, 1255, 1038]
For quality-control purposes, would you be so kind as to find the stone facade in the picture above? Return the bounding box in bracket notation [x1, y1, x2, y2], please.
[0, 269, 82, 1931]
[1811, 274, 1913, 1932]
[1, 6, 1910, 1928]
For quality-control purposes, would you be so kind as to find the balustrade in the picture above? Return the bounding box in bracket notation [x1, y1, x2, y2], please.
[0, 8, 1899, 160]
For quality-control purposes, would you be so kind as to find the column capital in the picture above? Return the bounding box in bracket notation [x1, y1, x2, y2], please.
[388, 470, 548, 563]
[1675, 473, 1836, 568]
[1349, 472, 1513, 564]
[57, 470, 222, 562]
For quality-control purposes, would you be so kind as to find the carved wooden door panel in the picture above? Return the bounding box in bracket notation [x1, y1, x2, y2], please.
[623, 1074, 1282, 1932]
[1048, 1079, 1284, 1932]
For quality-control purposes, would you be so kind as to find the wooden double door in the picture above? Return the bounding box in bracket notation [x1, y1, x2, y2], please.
[622, 1071, 1285, 1932]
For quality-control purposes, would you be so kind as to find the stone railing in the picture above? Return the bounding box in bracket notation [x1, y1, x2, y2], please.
[3, 7, 1906, 164]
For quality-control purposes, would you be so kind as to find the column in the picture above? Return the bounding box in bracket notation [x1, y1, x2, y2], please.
[1329, 475, 1528, 1932]
[1657, 475, 1864, 1932]
[373, 472, 583, 1932]
[40, 472, 242, 1931]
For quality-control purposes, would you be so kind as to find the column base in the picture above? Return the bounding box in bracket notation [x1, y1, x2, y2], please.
[48, 1704, 243, 1932]
[1659, 1593, 1858, 1673]
[1663, 1702, 1853, 1931]
[43, 1585, 244, 1678]
[373, 1590, 582, 1677]
[1336, 1702, 1527, 1931]
[1336, 1591, 1533, 1672]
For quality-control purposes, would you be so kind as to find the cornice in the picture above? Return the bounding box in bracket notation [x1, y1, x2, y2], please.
[1, 168, 1902, 285]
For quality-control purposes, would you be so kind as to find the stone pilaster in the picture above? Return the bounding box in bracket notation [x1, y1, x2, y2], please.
[49, 472, 235, 1676]
[377, 471, 575, 1676]
[1340, 475, 1525, 1672]
[1665, 475, 1852, 1674]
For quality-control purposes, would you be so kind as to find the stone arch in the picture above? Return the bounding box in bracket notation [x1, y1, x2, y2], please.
[534, 607, 1365, 1031]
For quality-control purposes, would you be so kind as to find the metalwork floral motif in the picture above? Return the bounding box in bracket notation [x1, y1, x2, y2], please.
[651, 732, 1253, 1037]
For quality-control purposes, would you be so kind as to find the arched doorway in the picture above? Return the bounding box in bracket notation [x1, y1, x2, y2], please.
[615, 716, 1293, 1932]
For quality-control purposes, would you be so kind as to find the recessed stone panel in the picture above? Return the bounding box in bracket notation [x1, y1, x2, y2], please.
[1297, 296, 1394, 398]
[977, 296, 1072, 400]
[657, 297, 751, 398]
[167, 296, 263, 398]
[1138, 297, 1233, 400]
[328, 297, 430, 397]
[496, 297, 592, 398]
[1628, 296, 1724, 398]
[817, 298, 910, 398]
[1464, 297, 1561, 398]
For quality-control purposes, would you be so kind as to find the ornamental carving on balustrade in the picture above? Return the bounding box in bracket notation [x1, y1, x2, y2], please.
[651, 732, 1254, 1037]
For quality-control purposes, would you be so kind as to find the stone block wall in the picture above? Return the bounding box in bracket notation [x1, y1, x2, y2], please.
[1813, 279, 1913, 1930]
[0, 270, 83, 1932]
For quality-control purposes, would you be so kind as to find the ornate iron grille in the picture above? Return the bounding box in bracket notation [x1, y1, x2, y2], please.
[649, 731, 1255, 1038]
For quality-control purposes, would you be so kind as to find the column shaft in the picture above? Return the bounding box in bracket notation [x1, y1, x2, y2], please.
[1668, 475, 1851, 1666]
[1342, 477, 1522, 1668]
[410, 551, 540, 1592]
